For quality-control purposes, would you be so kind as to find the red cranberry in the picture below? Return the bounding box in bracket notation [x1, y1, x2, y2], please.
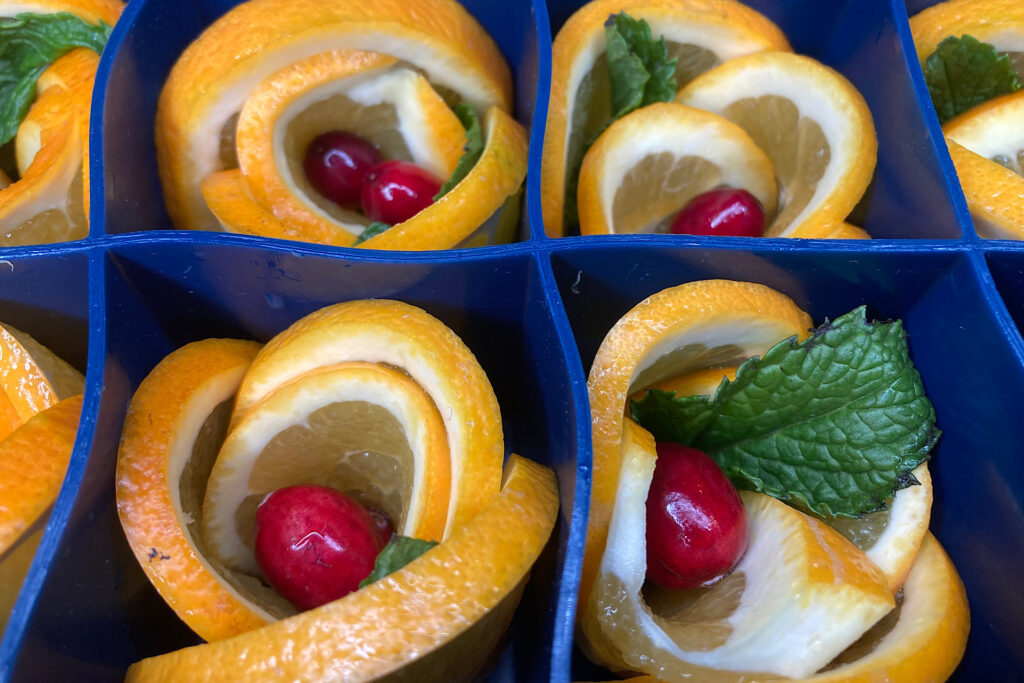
[303, 131, 382, 207]
[645, 443, 748, 590]
[254, 484, 387, 611]
[669, 188, 766, 237]
[360, 160, 442, 224]
[365, 506, 396, 548]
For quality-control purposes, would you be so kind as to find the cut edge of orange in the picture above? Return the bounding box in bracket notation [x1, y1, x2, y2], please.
[946, 137, 1024, 239]
[359, 106, 528, 250]
[125, 454, 558, 682]
[115, 338, 277, 642]
[541, 0, 791, 237]
[230, 299, 504, 539]
[156, 0, 513, 229]
[0, 322, 85, 425]
[581, 280, 812, 623]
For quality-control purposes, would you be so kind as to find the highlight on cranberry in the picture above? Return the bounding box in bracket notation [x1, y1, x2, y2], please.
[669, 187, 766, 237]
[360, 160, 442, 225]
[303, 131, 383, 207]
[645, 443, 748, 590]
[254, 484, 391, 611]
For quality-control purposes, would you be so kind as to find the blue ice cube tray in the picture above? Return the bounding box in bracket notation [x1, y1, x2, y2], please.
[1, 0, 1023, 680]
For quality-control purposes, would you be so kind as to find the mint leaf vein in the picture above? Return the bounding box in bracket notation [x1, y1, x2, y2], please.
[924, 35, 1022, 123]
[631, 307, 939, 517]
[0, 12, 112, 145]
[359, 535, 438, 588]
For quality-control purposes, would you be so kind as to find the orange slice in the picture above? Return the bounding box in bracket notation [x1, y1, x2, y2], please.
[580, 419, 893, 679]
[677, 52, 877, 238]
[588, 533, 968, 683]
[0, 529, 43, 633]
[909, 0, 1024, 75]
[942, 91, 1024, 238]
[202, 361, 450, 575]
[230, 300, 503, 538]
[3, 0, 121, 25]
[581, 280, 812, 622]
[156, 0, 512, 229]
[576, 102, 776, 235]
[200, 169, 352, 246]
[0, 394, 82, 557]
[827, 464, 932, 593]
[125, 454, 558, 682]
[0, 322, 85, 438]
[115, 339, 282, 642]
[358, 106, 527, 250]
[231, 49, 466, 243]
[0, 45, 109, 245]
[541, 0, 790, 237]
[945, 138, 1024, 239]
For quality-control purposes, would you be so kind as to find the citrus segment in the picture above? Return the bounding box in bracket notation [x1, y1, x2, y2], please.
[0, 394, 82, 557]
[202, 361, 450, 575]
[359, 106, 528, 251]
[233, 50, 466, 240]
[200, 169, 354, 245]
[677, 52, 877, 238]
[541, 0, 790, 237]
[156, 0, 512, 228]
[582, 280, 812, 617]
[576, 102, 776, 235]
[945, 137, 1024, 239]
[126, 454, 558, 682]
[0, 322, 84, 426]
[230, 300, 502, 538]
[115, 339, 284, 642]
[581, 420, 893, 679]
[909, 0, 1024, 74]
[827, 463, 932, 594]
[630, 365, 739, 404]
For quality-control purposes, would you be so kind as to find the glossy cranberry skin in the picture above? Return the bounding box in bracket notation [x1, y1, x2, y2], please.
[365, 506, 396, 548]
[669, 188, 766, 237]
[304, 131, 382, 207]
[255, 485, 387, 611]
[646, 443, 748, 590]
[360, 160, 442, 224]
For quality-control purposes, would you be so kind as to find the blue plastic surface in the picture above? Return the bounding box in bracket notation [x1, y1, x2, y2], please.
[2, 0, 1024, 680]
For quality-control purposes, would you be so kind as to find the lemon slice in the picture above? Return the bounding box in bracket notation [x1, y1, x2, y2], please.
[115, 339, 282, 642]
[232, 300, 502, 539]
[677, 52, 877, 238]
[945, 90, 1024, 172]
[231, 49, 465, 242]
[0, 394, 82, 557]
[156, 0, 512, 228]
[126, 454, 558, 683]
[576, 102, 776, 234]
[909, 0, 1024, 76]
[582, 280, 812, 615]
[541, 0, 790, 237]
[202, 361, 450, 575]
[580, 419, 894, 679]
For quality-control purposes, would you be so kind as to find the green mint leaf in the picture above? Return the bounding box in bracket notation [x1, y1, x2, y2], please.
[434, 103, 484, 200]
[631, 307, 940, 518]
[563, 13, 677, 230]
[0, 13, 113, 145]
[354, 221, 391, 245]
[924, 35, 1023, 123]
[359, 535, 438, 588]
[605, 13, 677, 119]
